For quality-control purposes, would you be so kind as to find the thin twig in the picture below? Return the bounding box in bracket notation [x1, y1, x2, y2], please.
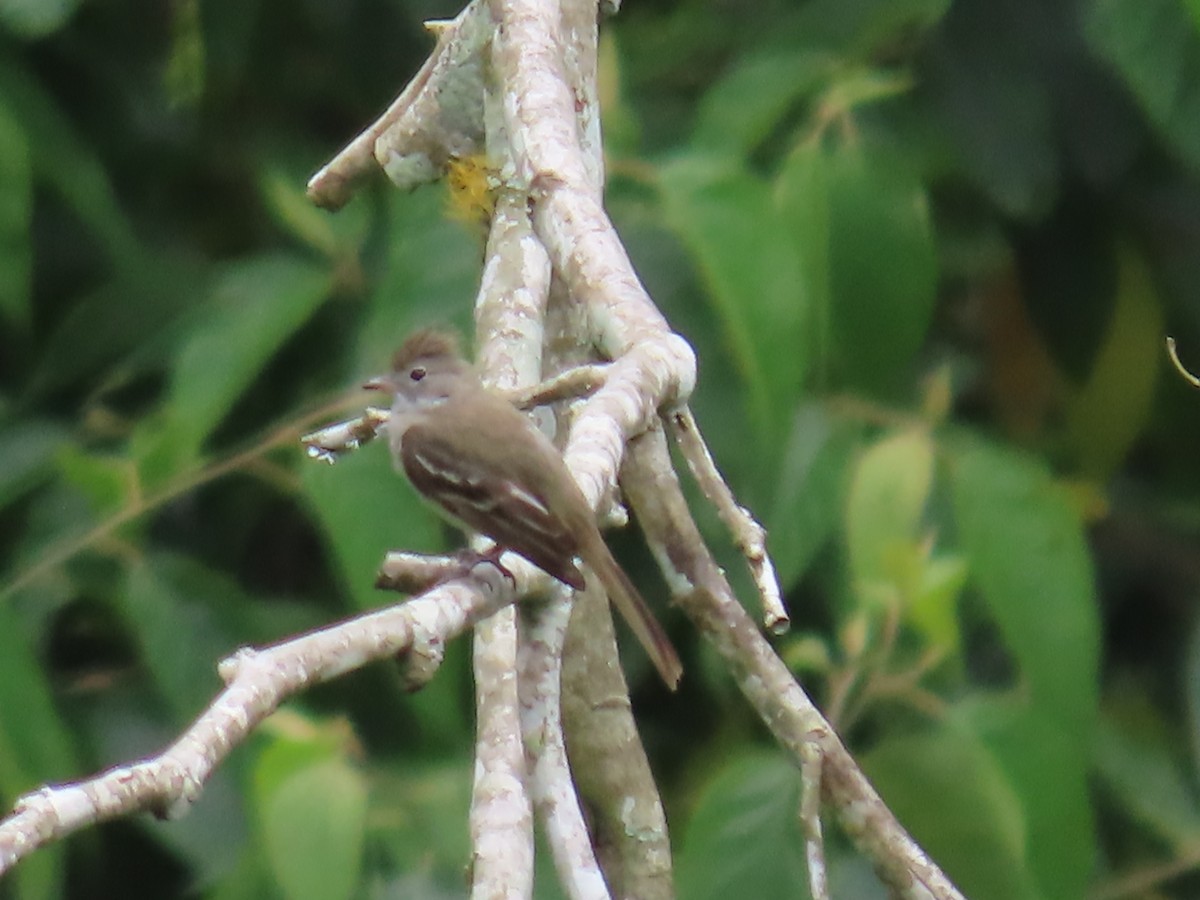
[1089, 842, 1200, 900]
[1, 395, 355, 605]
[301, 407, 390, 462]
[800, 741, 830, 900]
[375, 551, 463, 594]
[507, 364, 609, 410]
[667, 406, 788, 633]
[306, 0, 493, 210]
[1166, 336, 1200, 389]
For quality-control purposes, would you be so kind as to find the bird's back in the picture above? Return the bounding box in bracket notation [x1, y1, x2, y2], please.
[401, 389, 589, 589]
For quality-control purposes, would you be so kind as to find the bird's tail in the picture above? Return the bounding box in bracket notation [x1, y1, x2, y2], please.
[583, 536, 683, 690]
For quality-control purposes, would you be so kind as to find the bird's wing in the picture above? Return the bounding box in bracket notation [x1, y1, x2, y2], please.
[400, 420, 586, 590]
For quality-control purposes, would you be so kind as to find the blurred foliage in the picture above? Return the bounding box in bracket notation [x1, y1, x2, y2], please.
[3, 0, 1200, 897]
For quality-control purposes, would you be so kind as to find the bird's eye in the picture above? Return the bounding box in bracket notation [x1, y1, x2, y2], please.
[409, 366, 426, 382]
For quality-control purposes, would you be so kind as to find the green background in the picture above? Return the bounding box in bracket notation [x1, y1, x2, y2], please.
[2, 0, 1200, 897]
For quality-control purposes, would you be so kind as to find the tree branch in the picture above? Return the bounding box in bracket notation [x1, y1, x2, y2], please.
[0, 1, 968, 897]
[519, 590, 612, 900]
[0, 572, 514, 876]
[620, 426, 964, 900]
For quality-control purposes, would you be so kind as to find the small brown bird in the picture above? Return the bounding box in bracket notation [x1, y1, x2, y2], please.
[364, 329, 682, 689]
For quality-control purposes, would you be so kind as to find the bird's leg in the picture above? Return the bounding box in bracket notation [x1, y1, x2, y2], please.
[454, 545, 517, 587]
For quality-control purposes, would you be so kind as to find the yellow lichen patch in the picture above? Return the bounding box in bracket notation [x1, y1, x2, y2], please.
[445, 154, 497, 231]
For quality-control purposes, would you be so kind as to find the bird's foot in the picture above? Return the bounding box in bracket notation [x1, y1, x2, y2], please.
[454, 546, 517, 587]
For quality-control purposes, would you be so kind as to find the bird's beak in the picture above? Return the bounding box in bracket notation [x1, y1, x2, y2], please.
[362, 375, 390, 392]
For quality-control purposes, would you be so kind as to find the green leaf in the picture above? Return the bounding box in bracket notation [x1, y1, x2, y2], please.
[142, 254, 333, 479]
[845, 427, 934, 591]
[301, 446, 442, 612]
[200, 849, 274, 900]
[0, 602, 76, 899]
[1097, 703, 1200, 847]
[56, 445, 131, 515]
[908, 553, 969, 650]
[0, 56, 140, 266]
[164, 0, 205, 107]
[260, 759, 367, 900]
[0, 0, 80, 38]
[197, 0, 262, 90]
[120, 555, 242, 722]
[260, 166, 368, 261]
[598, 30, 641, 156]
[677, 752, 810, 900]
[824, 150, 937, 396]
[950, 435, 1100, 731]
[777, 144, 937, 396]
[922, 9, 1057, 217]
[301, 446, 471, 751]
[960, 699, 1096, 900]
[775, 141, 832, 385]
[2, 481, 96, 602]
[0, 420, 70, 512]
[0, 95, 30, 325]
[369, 761, 473, 885]
[1063, 242, 1163, 479]
[356, 186, 479, 373]
[1184, 612, 1200, 787]
[659, 156, 810, 446]
[29, 257, 206, 396]
[861, 724, 1037, 900]
[845, 0, 952, 55]
[792, 0, 952, 56]
[818, 66, 913, 117]
[254, 728, 349, 807]
[7, 840, 62, 900]
[766, 403, 860, 588]
[1086, 0, 1200, 173]
[692, 50, 833, 156]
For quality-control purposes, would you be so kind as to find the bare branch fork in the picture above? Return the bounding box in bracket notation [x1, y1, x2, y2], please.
[0, 0, 964, 897]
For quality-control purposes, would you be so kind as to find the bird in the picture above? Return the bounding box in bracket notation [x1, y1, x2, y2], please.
[363, 328, 682, 689]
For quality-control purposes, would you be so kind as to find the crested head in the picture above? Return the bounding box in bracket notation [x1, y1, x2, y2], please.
[379, 328, 476, 412]
[391, 329, 463, 373]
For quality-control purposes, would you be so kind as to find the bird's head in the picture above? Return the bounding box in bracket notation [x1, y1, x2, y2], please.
[363, 329, 474, 409]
